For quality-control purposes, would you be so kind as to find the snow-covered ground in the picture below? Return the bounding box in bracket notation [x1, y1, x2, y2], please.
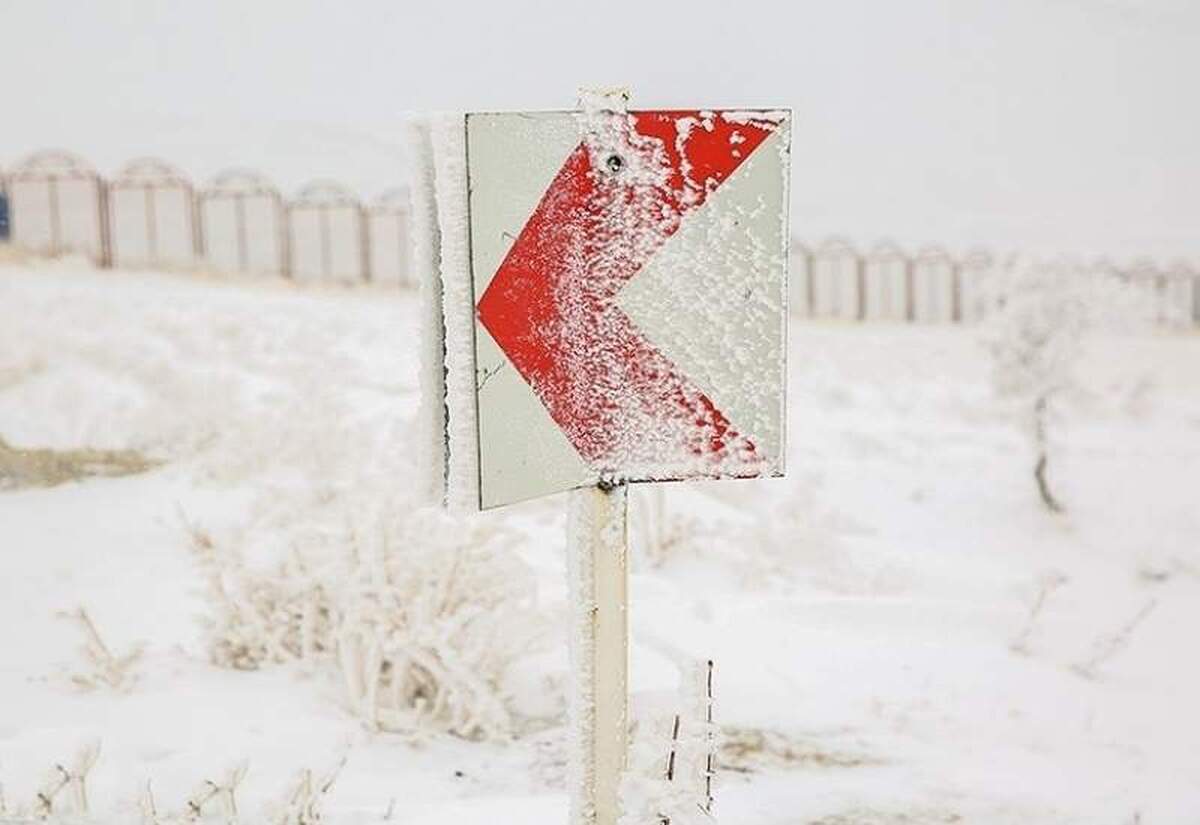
[1, 261, 1199, 824]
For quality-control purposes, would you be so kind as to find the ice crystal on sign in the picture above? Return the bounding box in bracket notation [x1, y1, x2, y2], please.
[474, 110, 787, 494]
[424, 107, 790, 507]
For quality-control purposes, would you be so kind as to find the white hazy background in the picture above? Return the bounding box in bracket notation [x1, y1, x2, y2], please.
[1, 0, 1197, 259]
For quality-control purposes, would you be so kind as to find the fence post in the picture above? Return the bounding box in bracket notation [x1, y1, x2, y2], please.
[951, 261, 962, 323]
[855, 254, 866, 321]
[145, 185, 159, 265]
[359, 204, 372, 283]
[48, 177, 62, 257]
[319, 204, 332, 280]
[97, 178, 113, 268]
[1154, 272, 1167, 326]
[105, 181, 119, 267]
[398, 209, 408, 287]
[280, 195, 292, 279]
[904, 256, 915, 323]
[193, 191, 206, 263]
[234, 192, 248, 273]
[801, 247, 814, 318]
[0, 171, 8, 243]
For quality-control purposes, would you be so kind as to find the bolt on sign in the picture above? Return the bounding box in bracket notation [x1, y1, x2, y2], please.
[436, 108, 791, 510]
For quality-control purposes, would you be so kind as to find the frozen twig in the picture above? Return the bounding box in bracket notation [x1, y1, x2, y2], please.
[140, 780, 160, 824]
[1072, 599, 1158, 679]
[665, 714, 681, 783]
[72, 741, 101, 813]
[657, 713, 684, 825]
[274, 752, 347, 825]
[62, 607, 143, 691]
[1032, 395, 1064, 513]
[31, 741, 100, 818]
[184, 760, 248, 823]
[1009, 571, 1068, 655]
[184, 779, 221, 821]
[33, 764, 70, 819]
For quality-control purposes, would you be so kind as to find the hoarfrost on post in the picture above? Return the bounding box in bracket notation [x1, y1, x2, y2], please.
[430, 112, 481, 511]
[565, 487, 600, 825]
[407, 117, 447, 508]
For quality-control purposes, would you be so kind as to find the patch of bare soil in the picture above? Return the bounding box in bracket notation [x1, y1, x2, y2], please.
[0, 436, 158, 490]
[719, 727, 880, 773]
[806, 810, 963, 825]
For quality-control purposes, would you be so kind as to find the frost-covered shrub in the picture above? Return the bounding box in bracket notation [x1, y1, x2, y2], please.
[266, 754, 346, 825]
[188, 503, 543, 741]
[981, 262, 1148, 512]
[60, 607, 145, 691]
[0, 742, 101, 822]
[212, 562, 336, 672]
[186, 518, 336, 671]
[336, 508, 540, 740]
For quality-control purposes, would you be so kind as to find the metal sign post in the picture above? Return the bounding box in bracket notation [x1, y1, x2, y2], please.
[567, 484, 629, 825]
[418, 100, 791, 825]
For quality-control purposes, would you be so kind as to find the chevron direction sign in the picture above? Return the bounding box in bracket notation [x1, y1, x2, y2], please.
[466, 108, 791, 509]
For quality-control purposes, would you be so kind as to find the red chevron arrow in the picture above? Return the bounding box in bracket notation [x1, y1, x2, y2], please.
[476, 110, 779, 477]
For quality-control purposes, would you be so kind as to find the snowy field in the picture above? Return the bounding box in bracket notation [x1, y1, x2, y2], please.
[1, 260, 1199, 824]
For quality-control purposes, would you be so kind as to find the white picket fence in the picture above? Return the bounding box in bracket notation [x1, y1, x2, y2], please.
[791, 238, 1200, 327]
[2, 150, 1196, 326]
[0, 150, 411, 285]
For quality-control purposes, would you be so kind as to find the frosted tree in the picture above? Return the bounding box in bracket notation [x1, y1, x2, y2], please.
[982, 262, 1145, 512]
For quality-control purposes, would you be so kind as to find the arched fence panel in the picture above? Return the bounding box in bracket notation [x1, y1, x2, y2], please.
[1159, 267, 1193, 329]
[109, 159, 197, 269]
[911, 247, 959, 323]
[789, 245, 813, 317]
[367, 188, 412, 287]
[288, 182, 367, 283]
[863, 243, 909, 321]
[1130, 261, 1198, 329]
[958, 250, 997, 324]
[791, 240, 1199, 329]
[811, 239, 862, 320]
[199, 171, 286, 277]
[8, 176, 54, 252]
[1158, 263, 1198, 329]
[2, 148, 1197, 322]
[8, 151, 107, 263]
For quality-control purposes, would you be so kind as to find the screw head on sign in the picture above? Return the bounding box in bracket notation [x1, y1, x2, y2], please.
[597, 471, 622, 492]
[605, 154, 624, 174]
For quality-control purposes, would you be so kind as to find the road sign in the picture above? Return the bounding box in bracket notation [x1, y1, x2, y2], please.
[416, 103, 793, 825]
[466, 109, 791, 509]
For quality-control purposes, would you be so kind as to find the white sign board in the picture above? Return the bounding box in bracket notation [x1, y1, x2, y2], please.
[454, 109, 790, 509]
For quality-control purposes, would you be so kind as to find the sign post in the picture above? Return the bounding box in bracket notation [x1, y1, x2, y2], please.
[567, 484, 629, 825]
[417, 98, 791, 824]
